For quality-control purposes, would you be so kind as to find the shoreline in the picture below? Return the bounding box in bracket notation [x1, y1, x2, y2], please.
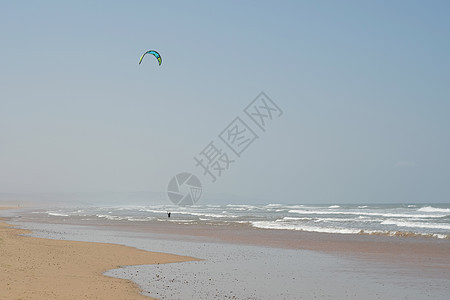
[11, 207, 450, 270]
[0, 207, 199, 299]
[2, 206, 450, 299]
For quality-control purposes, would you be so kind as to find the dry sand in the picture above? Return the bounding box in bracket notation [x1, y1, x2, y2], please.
[0, 208, 198, 300]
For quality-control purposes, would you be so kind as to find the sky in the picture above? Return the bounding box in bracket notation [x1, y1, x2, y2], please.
[1, 0, 449, 204]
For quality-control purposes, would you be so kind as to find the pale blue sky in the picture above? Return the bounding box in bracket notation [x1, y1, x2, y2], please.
[1, 1, 449, 204]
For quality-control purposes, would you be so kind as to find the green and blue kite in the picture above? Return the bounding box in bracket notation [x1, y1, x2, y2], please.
[139, 50, 162, 66]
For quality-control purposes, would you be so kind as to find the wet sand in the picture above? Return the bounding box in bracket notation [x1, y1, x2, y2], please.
[138, 221, 450, 268]
[22, 211, 449, 270]
[0, 208, 198, 299]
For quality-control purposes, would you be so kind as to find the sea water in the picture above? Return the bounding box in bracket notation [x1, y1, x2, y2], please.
[33, 203, 450, 239]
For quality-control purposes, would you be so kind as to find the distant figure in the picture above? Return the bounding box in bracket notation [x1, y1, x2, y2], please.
[167, 212, 171, 218]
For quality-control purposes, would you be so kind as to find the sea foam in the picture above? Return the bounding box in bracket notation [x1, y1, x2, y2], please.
[417, 206, 450, 213]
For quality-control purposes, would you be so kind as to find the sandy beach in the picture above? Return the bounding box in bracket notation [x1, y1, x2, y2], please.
[2, 205, 450, 299]
[0, 207, 198, 300]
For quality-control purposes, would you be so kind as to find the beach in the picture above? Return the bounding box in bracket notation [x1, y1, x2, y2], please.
[3, 0, 450, 298]
[0, 207, 197, 300]
[1, 205, 450, 299]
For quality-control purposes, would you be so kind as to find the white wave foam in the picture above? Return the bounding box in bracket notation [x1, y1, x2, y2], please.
[417, 206, 450, 213]
[47, 212, 69, 217]
[251, 221, 449, 239]
[328, 205, 340, 208]
[226, 204, 256, 209]
[314, 217, 371, 223]
[286, 205, 305, 209]
[265, 204, 283, 207]
[281, 216, 367, 223]
[251, 221, 360, 234]
[381, 219, 450, 230]
[358, 206, 368, 209]
[96, 214, 128, 221]
[229, 207, 249, 211]
[289, 209, 444, 219]
[176, 211, 239, 219]
[281, 217, 313, 221]
[140, 209, 168, 214]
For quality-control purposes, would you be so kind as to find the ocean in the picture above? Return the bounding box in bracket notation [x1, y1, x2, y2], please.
[33, 203, 450, 239]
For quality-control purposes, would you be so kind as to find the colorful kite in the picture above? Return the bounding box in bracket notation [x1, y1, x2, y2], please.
[139, 50, 162, 66]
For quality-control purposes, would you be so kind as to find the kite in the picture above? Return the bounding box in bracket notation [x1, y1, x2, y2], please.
[139, 50, 162, 66]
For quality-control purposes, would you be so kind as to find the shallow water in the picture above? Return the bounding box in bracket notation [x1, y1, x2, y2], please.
[9, 219, 450, 300]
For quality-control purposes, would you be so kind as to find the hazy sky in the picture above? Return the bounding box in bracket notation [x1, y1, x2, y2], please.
[1, 1, 449, 204]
